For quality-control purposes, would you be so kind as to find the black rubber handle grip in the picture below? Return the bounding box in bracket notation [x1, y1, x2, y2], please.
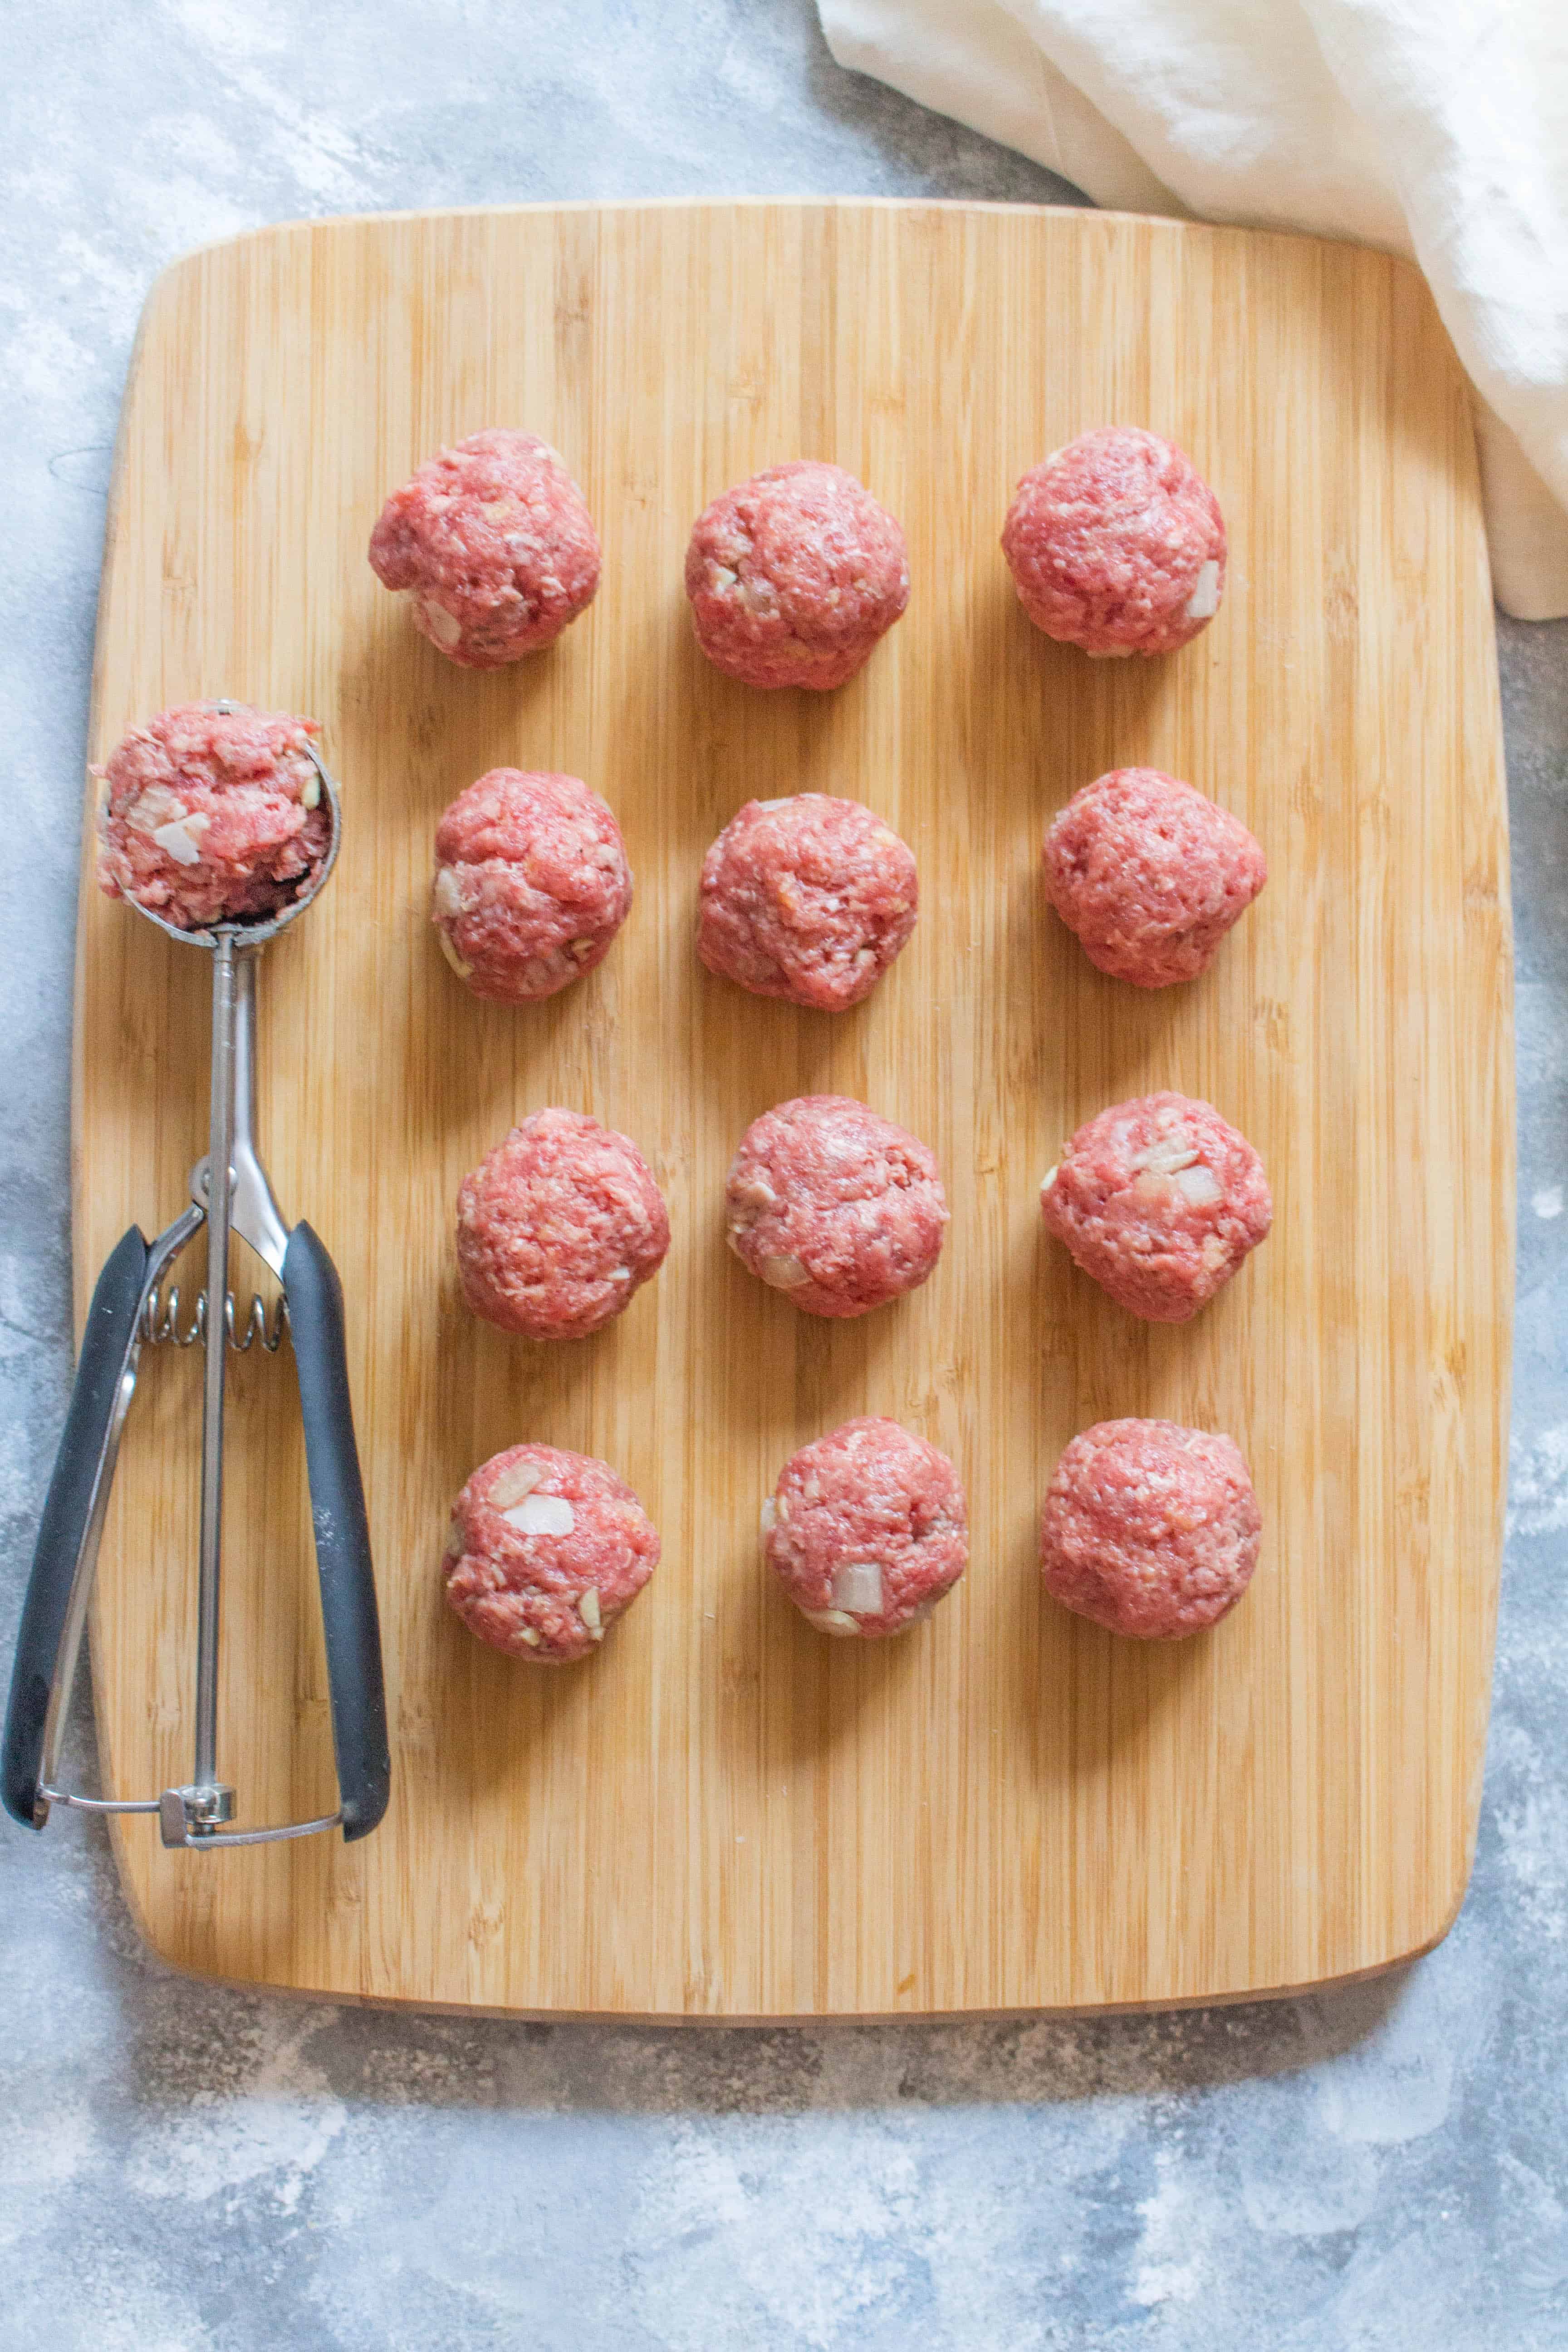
[281, 1222, 389, 1842]
[3, 1225, 150, 1831]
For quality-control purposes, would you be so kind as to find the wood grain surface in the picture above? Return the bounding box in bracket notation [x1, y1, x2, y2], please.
[78, 200, 1511, 2016]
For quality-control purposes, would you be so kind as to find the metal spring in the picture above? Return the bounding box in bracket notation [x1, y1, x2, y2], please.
[142, 1285, 289, 1354]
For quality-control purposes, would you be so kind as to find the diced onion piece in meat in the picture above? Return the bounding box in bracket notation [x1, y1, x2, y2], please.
[437, 927, 474, 979]
[1185, 559, 1220, 621]
[831, 1560, 884, 1616]
[421, 598, 463, 649]
[488, 1459, 544, 1510]
[1176, 1162, 1225, 1206]
[152, 813, 211, 866]
[502, 1493, 575, 1536]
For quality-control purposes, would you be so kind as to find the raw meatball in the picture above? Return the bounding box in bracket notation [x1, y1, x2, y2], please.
[95, 701, 329, 932]
[698, 794, 917, 1009]
[368, 428, 600, 669]
[685, 461, 909, 690]
[1040, 1092, 1271, 1322]
[1002, 427, 1225, 657]
[1040, 1419, 1260, 1640]
[431, 769, 632, 1001]
[726, 1094, 948, 1318]
[444, 1444, 660, 1662]
[764, 1417, 967, 1638]
[458, 1109, 669, 1339]
[1044, 768, 1266, 987]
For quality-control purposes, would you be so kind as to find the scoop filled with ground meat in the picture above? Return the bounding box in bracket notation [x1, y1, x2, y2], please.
[95, 701, 331, 933]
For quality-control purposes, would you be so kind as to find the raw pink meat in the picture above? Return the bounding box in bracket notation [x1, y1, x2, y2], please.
[432, 769, 632, 1002]
[444, 1443, 660, 1662]
[1040, 1418, 1260, 1640]
[1002, 428, 1225, 657]
[1044, 767, 1265, 987]
[95, 701, 329, 931]
[684, 461, 908, 690]
[457, 1109, 669, 1339]
[368, 428, 600, 669]
[726, 1094, 948, 1318]
[698, 794, 917, 1009]
[764, 1416, 967, 1638]
[1040, 1092, 1271, 1322]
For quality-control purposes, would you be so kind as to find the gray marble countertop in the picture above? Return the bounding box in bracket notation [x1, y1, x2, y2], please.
[4, 6, 1566, 2346]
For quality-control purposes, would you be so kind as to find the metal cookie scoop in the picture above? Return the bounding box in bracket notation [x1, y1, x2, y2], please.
[2, 718, 389, 1849]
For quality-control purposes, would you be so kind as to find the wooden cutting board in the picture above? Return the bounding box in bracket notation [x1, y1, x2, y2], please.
[78, 200, 1511, 2017]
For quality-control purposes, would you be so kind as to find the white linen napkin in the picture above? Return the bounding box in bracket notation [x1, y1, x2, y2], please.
[821, 0, 1568, 618]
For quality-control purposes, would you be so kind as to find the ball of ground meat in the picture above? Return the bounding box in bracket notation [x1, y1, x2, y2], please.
[368, 428, 600, 669]
[457, 1108, 669, 1339]
[444, 1444, 660, 1662]
[1040, 1419, 1260, 1640]
[685, 461, 909, 690]
[1002, 427, 1225, 657]
[764, 1417, 967, 1638]
[431, 769, 632, 1002]
[726, 1094, 948, 1318]
[1044, 768, 1266, 988]
[698, 794, 917, 1009]
[95, 701, 330, 932]
[1040, 1092, 1271, 1322]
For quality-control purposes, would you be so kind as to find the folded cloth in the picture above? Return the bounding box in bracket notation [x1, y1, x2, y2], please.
[821, 0, 1568, 617]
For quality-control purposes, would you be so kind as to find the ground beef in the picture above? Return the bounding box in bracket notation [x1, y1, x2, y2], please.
[698, 793, 917, 1008]
[444, 1444, 660, 1662]
[457, 1109, 669, 1339]
[1044, 767, 1266, 987]
[763, 1416, 967, 1637]
[684, 461, 909, 689]
[368, 428, 600, 668]
[1040, 1092, 1271, 1322]
[1002, 427, 1226, 657]
[1040, 1419, 1260, 1640]
[431, 769, 632, 1001]
[95, 701, 330, 931]
[726, 1094, 948, 1318]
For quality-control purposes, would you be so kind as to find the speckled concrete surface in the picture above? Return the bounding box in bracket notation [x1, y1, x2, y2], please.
[2, 6, 1566, 2346]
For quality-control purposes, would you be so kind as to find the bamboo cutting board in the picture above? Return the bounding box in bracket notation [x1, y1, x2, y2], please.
[78, 201, 1511, 2017]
